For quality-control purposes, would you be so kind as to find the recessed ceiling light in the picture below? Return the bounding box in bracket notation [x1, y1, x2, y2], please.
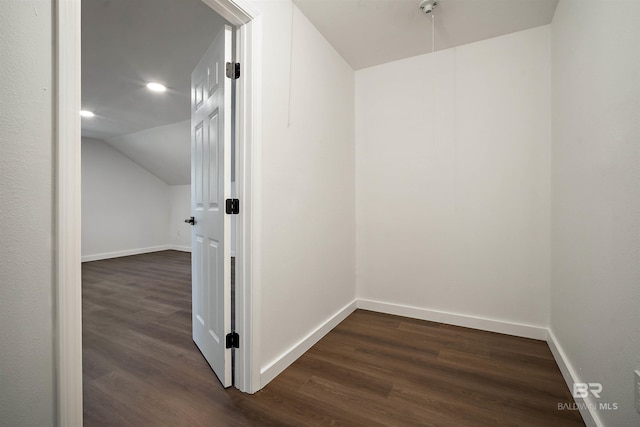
[80, 110, 95, 118]
[146, 82, 167, 92]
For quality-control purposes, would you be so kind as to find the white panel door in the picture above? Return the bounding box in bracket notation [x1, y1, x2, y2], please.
[190, 25, 233, 388]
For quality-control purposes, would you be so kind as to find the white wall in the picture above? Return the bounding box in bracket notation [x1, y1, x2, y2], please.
[256, 1, 356, 381]
[550, 1, 640, 426]
[0, 1, 55, 425]
[82, 138, 171, 260]
[355, 26, 551, 333]
[169, 184, 192, 250]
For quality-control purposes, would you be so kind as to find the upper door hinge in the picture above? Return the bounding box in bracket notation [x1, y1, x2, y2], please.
[226, 332, 239, 349]
[225, 198, 239, 215]
[226, 62, 240, 79]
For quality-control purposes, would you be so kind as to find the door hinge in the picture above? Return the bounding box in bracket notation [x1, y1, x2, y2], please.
[225, 198, 239, 215]
[226, 62, 240, 79]
[226, 332, 239, 349]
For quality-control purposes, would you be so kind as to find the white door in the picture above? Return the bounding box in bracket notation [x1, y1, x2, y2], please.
[190, 25, 233, 388]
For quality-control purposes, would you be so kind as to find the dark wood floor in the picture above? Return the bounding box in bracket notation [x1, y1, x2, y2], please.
[82, 250, 584, 426]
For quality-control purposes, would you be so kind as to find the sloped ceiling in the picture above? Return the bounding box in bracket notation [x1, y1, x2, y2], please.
[104, 120, 191, 185]
[293, 0, 559, 70]
[81, 0, 228, 185]
[81, 0, 228, 141]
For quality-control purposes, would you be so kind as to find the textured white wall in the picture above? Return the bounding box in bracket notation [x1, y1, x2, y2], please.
[256, 1, 356, 373]
[82, 138, 171, 259]
[550, 1, 640, 426]
[0, 1, 56, 425]
[169, 184, 192, 249]
[355, 26, 551, 329]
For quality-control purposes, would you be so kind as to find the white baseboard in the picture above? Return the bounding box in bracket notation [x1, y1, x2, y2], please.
[356, 299, 548, 340]
[547, 329, 601, 427]
[82, 245, 173, 262]
[260, 299, 358, 387]
[169, 245, 191, 253]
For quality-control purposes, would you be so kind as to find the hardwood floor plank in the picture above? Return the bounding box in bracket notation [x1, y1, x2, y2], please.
[297, 375, 431, 427]
[83, 250, 585, 426]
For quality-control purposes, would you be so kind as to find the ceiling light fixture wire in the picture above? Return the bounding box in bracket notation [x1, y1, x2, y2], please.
[430, 9, 436, 152]
[431, 13, 435, 53]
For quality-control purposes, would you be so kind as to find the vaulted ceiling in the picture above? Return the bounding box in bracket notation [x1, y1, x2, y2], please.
[81, 0, 228, 141]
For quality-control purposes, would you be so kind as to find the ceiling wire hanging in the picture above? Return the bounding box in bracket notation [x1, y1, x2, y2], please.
[418, 0, 439, 146]
[431, 13, 435, 53]
[418, 0, 438, 52]
[431, 11, 436, 146]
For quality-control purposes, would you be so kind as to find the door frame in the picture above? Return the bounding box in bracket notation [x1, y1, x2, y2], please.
[55, 0, 263, 424]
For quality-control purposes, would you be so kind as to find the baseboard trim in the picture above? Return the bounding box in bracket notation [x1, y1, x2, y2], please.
[260, 299, 358, 387]
[547, 329, 601, 427]
[356, 299, 548, 340]
[169, 245, 192, 253]
[82, 245, 173, 262]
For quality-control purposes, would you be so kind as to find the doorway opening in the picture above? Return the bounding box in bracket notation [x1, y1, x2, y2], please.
[80, 0, 237, 399]
[55, 0, 261, 423]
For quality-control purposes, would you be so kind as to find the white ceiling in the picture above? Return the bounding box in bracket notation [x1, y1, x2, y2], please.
[82, 0, 558, 184]
[104, 120, 191, 185]
[81, 0, 228, 140]
[293, 0, 559, 70]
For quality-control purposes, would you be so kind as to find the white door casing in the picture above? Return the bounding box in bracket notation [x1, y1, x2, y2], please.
[55, 2, 261, 421]
[191, 25, 233, 387]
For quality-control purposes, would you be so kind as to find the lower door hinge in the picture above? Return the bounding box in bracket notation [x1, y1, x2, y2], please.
[225, 198, 239, 215]
[226, 332, 239, 349]
[226, 62, 240, 79]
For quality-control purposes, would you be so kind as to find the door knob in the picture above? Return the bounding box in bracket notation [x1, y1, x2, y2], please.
[185, 216, 195, 225]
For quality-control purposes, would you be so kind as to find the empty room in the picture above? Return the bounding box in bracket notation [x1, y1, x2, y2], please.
[1, 0, 639, 427]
